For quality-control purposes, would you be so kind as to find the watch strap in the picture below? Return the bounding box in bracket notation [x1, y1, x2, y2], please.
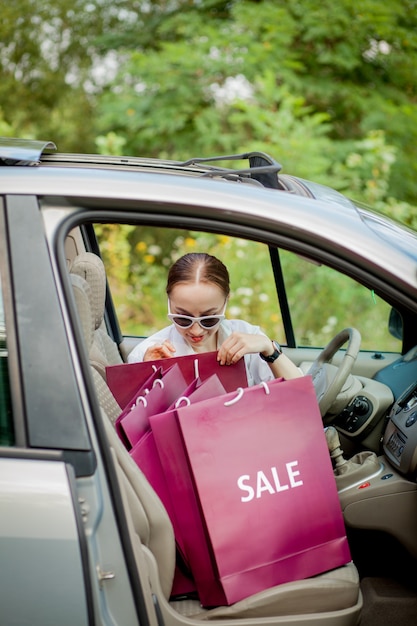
[259, 340, 282, 363]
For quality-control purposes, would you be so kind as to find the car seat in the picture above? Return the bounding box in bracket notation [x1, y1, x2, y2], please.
[70, 271, 363, 626]
[70, 271, 122, 424]
[70, 251, 123, 380]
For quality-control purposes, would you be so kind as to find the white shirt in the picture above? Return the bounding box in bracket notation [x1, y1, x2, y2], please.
[127, 319, 274, 387]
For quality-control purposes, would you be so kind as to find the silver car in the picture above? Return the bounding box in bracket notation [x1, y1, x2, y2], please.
[1, 138, 417, 626]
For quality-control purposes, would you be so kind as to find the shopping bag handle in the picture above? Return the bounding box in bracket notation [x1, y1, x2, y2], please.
[130, 395, 148, 411]
[175, 396, 191, 408]
[224, 388, 244, 406]
[224, 380, 271, 407]
[260, 381, 270, 394]
[151, 360, 199, 384]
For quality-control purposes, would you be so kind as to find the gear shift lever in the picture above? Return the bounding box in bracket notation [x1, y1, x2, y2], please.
[325, 426, 381, 490]
[325, 426, 349, 473]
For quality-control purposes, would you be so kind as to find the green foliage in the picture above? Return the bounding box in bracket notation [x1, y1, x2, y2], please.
[94, 0, 417, 208]
[3, 0, 417, 208]
[2, 0, 417, 345]
[0, 0, 132, 151]
[97, 223, 399, 351]
[280, 249, 399, 351]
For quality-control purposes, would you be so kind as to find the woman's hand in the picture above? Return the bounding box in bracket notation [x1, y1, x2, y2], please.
[217, 332, 270, 366]
[143, 340, 176, 361]
[217, 332, 303, 380]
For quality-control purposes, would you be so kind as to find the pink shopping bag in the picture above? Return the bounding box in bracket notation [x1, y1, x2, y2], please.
[107, 362, 162, 410]
[127, 376, 202, 541]
[144, 373, 226, 548]
[129, 374, 227, 598]
[116, 364, 197, 596]
[106, 350, 248, 409]
[123, 365, 163, 410]
[114, 365, 163, 447]
[115, 363, 189, 449]
[154, 376, 351, 607]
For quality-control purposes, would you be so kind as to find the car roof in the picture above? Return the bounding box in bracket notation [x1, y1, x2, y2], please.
[0, 136, 350, 206]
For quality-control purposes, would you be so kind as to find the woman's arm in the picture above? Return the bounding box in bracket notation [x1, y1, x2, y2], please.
[261, 341, 303, 380]
[217, 332, 302, 380]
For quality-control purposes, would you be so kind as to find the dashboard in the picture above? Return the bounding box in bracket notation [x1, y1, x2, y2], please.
[374, 345, 417, 401]
[384, 381, 417, 477]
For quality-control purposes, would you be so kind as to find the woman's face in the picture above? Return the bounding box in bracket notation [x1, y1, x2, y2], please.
[169, 282, 226, 351]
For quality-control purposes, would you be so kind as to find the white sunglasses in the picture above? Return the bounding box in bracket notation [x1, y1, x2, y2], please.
[167, 300, 226, 329]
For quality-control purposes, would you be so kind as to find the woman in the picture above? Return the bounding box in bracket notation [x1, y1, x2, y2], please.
[128, 252, 302, 385]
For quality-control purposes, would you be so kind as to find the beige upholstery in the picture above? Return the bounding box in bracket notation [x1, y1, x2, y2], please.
[70, 252, 123, 379]
[70, 271, 363, 626]
[71, 273, 122, 424]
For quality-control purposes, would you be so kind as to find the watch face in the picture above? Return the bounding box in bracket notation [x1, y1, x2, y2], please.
[272, 341, 282, 354]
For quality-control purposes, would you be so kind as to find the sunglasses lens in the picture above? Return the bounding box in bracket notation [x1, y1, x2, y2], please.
[200, 317, 221, 329]
[172, 316, 193, 328]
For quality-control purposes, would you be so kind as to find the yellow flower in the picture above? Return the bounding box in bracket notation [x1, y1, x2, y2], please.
[144, 254, 155, 264]
[136, 241, 147, 252]
[184, 237, 196, 247]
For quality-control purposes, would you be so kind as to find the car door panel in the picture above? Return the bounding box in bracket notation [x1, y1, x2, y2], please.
[0, 456, 91, 625]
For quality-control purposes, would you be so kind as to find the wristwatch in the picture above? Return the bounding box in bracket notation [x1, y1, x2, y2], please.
[259, 340, 282, 363]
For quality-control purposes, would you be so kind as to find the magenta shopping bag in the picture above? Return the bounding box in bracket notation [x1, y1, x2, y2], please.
[127, 374, 202, 535]
[156, 376, 351, 607]
[150, 391, 226, 604]
[129, 374, 227, 599]
[108, 361, 163, 410]
[106, 350, 248, 408]
[115, 363, 189, 449]
[123, 365, 163, 410]
[147, 374, 226, 556]
[114, 366, 163, 447]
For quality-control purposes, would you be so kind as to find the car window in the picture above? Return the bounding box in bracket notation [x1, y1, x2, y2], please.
[280, 249, 401, 352]
[96, 223, 401, 354]
[96, 225, 281, 340]
[0, 274, 14, 446]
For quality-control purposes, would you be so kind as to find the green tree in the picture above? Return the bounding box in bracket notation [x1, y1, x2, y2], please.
[2, 0, 417, 212]
[0, 0, 149, 150]
[97, 0, 417, 206]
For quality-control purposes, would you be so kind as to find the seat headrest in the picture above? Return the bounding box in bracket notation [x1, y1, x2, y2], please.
[70, 252, 106, 331]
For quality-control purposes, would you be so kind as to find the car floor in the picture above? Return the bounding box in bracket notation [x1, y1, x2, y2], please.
[359, 577, 417, 626]
[347, 529, 417, 625]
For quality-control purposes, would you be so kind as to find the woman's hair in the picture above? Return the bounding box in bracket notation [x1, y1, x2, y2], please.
[166, 253, 230, 298]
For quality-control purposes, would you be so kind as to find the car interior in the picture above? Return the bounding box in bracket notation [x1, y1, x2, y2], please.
[63, 219, 417, 626]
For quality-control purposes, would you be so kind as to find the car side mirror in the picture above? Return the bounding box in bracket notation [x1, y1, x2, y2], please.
[388, 307, 403, 340]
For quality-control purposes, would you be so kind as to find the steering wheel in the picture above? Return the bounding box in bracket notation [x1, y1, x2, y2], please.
[308, 327, 361, 418]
